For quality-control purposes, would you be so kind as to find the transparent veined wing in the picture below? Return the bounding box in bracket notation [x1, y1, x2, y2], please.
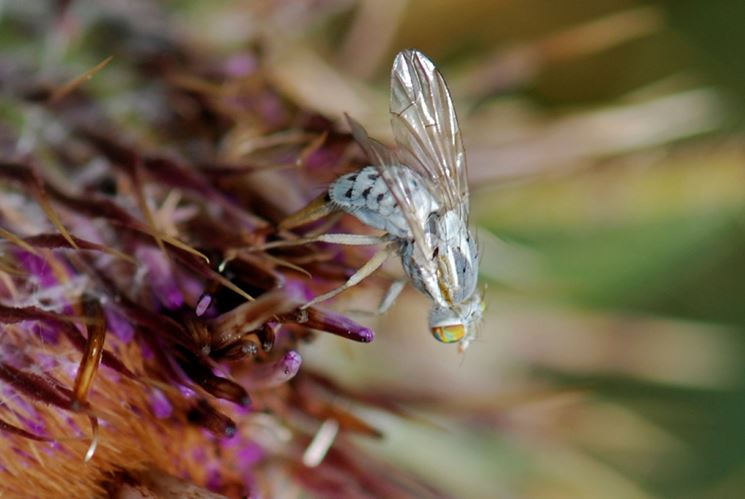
[389, 49, 469, 220]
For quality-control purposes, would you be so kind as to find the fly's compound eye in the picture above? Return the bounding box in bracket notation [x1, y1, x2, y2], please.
[432, 324, 465, 343]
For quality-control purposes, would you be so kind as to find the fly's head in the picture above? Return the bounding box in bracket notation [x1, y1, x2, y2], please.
[428, 290, 484, 352]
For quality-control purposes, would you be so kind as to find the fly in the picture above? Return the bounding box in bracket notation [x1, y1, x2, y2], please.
[266, 49, 483, 351]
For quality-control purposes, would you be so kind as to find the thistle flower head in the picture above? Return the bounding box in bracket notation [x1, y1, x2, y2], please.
[0, 7, 438, 497]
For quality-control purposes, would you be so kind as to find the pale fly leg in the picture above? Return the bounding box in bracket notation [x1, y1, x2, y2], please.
[256, 230, 392, 309]
[344, 278, 406, 317]
[301, 210, 344, 238]
[270, 192, 340, 249]
[376, 279, 406, 314]
[258, 232, 386, 251]
[278, 192, 337, 232]
[301, 241, 395, 310]
[259, 192, 382, 250]
[257, 191, 394, 309]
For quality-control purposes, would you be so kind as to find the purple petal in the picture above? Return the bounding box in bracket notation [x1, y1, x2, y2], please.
[148, 388, 173, 419]
[224, 53, 258, 78]
[242, 350, 302, 389]
[300, 308, 374, 343]
[236, 441, 264, 466]
[136, 246, 184, 310]
[104, 305, 134, 343]
[196, 294, 212, 317]
[15, 250, 58, 287]
[283, 280, 315, 303]
[206, 468, 222, 491]
[177, 270, 206, 308]
[188, 400, 236, 438]
[27, 321, 61, 344]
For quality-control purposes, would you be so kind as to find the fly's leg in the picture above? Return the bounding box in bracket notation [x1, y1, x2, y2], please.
[377, 279, 406, 314]
[269, 192, 394, 308]
[302, 418, 340, 467]
[346, 278, 406, 316]
[303, 211, 343, 238]
[258, 233, 386, 251]
[260, 192, 385, 250]
[279, 193, 336, 231]
[302, 243, 394, 310]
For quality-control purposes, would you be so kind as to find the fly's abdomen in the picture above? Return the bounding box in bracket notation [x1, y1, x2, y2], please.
[329, 166, 437, 239]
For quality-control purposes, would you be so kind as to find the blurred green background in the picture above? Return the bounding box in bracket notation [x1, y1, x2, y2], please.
[4, 1, 745, 497]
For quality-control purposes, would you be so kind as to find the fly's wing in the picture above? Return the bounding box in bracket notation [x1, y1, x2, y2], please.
[345, 115, 437, 270]
[390, 49, 469, 221]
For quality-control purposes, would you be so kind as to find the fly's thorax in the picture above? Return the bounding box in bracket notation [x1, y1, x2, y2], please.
[328, 166, 438, 240]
